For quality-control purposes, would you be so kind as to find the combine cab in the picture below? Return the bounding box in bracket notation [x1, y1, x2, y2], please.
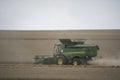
[34, 39, 99, 65]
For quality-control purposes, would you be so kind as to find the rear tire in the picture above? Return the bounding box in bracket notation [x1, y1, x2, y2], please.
[72, 58, 81, 66]
[57, 56, 67, 65]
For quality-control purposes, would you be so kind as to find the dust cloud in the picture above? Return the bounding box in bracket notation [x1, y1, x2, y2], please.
[89, 55, 120, 66]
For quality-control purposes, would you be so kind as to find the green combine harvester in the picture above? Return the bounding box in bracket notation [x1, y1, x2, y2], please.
[34, 39, 99, 65]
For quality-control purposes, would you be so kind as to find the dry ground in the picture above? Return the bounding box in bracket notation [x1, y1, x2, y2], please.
[0, 30, 120, 80]
[0, 64, 120, 80]
[0, 30, 120, 63]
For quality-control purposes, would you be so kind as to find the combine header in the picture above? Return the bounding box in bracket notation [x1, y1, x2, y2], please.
[34, 39, 99, 65]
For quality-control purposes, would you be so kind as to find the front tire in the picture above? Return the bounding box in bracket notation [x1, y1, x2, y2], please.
[57, 56, 67, 65]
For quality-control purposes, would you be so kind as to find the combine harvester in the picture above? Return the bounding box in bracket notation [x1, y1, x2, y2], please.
[34, 39, 99, 65]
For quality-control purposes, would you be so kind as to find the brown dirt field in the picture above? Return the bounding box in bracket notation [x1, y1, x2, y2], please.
[0, 64, 120, 80]
[0, 30, 120, 80]
[0, 30, 120, 63]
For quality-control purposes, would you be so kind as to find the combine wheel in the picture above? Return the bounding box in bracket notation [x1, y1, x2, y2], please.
[57, 56, 66, 65]
[72, 58, 81, 66]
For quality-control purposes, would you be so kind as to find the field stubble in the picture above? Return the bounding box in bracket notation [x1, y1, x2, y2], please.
[0, 64, 120, 80]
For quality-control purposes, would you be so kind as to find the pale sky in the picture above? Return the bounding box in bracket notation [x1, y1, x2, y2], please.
[0, 0, 120, 30]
